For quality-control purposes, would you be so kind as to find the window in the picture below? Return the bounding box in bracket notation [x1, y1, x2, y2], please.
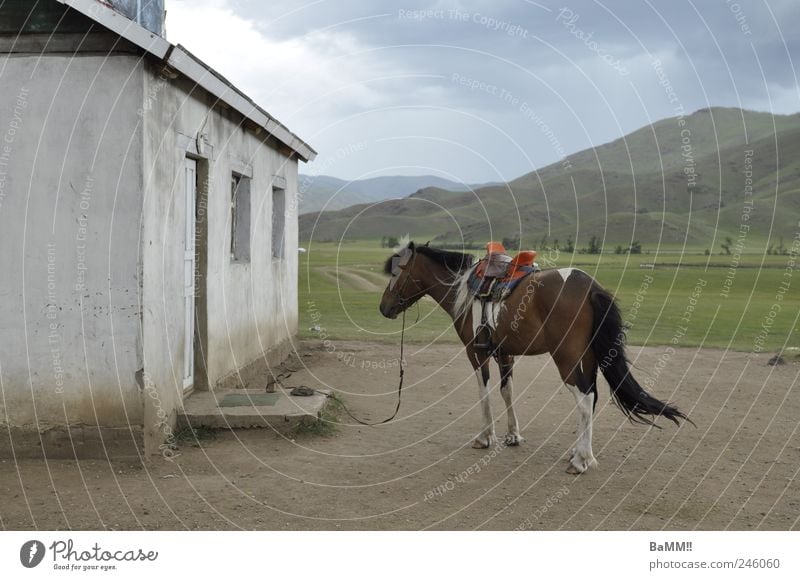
[272, 187, 285, 259]
[230, 173, 251, 263]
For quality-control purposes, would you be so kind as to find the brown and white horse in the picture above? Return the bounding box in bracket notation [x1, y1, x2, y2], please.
[379, 242, 689, 473]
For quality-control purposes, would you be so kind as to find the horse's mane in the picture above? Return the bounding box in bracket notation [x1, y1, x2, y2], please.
[383, 243, 475, 275]
[417, 245, 476, 272]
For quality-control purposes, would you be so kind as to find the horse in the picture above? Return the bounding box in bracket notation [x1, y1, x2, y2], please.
[379, 241, 690, 474]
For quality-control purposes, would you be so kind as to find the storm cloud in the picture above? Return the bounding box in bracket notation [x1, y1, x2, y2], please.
[168, 0, 800, 182]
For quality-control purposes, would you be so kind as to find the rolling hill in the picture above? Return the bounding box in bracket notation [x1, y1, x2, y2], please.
[300, 107, 800, 250]
[297, 174, 499, 214]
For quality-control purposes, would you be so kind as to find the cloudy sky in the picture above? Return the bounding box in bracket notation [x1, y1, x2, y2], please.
[166, 0, 800, 183]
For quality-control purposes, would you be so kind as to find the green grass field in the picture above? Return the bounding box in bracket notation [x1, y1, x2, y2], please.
[299, 240, 799, 353]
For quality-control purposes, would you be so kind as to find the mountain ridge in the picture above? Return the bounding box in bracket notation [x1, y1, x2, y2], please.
[298, 173, 500, 214]
[300, 107, 800, 248]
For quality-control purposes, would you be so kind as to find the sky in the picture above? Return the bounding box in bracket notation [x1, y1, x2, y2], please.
[166, 0, 800, 183]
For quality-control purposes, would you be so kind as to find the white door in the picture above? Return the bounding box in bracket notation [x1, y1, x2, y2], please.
[183, 158, 197, 393]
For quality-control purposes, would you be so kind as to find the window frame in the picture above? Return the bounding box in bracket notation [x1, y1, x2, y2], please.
[230, 172, 251, 264]
[271, 186, 286, 260]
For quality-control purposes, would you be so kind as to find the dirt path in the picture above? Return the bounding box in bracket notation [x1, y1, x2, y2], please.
[1, 341, 799, 530]
[317, 267, 383, 292]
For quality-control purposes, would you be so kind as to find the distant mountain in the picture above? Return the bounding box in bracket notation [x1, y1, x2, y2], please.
[301, 107, 800, 247]
[297, 174, 499, 214]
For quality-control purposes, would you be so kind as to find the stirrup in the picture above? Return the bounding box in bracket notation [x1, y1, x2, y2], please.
[474, 324, 493, 352]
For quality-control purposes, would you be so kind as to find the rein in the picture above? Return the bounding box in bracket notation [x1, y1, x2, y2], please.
[328, 307, 407, 426]
[320, 249, 428, 426]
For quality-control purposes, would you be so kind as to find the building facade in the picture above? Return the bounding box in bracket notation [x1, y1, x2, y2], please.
[0, 0, 315, 457]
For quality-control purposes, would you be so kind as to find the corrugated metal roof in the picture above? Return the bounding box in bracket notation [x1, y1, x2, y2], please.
[54, 0, 316, 162]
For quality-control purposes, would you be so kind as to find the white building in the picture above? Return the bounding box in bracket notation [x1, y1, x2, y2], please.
[0, 0, 315, 457]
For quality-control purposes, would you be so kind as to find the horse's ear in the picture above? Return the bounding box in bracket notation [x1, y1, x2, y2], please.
[424, 241, 430, 247]
[408, 241, 415, 251]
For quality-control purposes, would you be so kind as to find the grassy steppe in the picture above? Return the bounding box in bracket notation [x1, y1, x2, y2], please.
[299, 241, 799, 353]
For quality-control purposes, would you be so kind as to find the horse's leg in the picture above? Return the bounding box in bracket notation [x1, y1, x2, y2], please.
[468, 346, 496, 449]
[553, 350, 597, 474]
[582, 350, 599, 414]
[498, 354, 523, 446]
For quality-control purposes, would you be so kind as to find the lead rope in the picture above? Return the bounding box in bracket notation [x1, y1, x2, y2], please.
[326, 308, 406, 426]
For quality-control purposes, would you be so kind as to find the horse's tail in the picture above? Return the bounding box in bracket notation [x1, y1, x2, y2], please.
[589, 286, 690, 426]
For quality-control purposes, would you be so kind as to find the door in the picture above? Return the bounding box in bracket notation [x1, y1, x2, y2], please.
[183, 158, 197, 393]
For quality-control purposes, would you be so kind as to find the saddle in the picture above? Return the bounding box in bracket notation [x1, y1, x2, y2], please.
[468, 242, 539, 303]
[468, 242, 539, 354]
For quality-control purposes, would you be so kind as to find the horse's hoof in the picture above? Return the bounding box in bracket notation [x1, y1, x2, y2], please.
[566, 455, 597, 474]
[472, 433, 496, 449]
[504, 433, 524, 446]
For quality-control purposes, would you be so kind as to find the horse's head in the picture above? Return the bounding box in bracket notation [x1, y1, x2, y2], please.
[379, 241, 428, 319]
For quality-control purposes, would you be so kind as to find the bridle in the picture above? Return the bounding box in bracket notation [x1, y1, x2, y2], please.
[386, 249, 428, 313]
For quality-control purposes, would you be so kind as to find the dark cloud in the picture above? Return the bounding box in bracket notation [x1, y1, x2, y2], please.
[190, 0, 800, 181]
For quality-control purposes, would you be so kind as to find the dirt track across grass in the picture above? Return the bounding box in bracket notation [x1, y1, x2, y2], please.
[1, 341, 799, 530]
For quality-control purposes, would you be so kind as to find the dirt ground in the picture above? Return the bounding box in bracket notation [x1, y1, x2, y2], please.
[1, 340, 799, 530]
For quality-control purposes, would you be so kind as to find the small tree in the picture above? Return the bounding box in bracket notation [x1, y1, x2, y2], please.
[586, 236, 602, 255]
[720, 237, 733, 255]
[564, 236, 575, 253]
[614, 245, 623, 255]
[629, 241, 642, 254]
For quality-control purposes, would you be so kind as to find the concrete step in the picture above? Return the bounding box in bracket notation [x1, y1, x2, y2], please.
[177, 388, 331, 431]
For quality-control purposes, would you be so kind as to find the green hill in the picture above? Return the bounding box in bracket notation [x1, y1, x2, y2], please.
[300, 107, 800, 249]
[297, 174, 499, 214]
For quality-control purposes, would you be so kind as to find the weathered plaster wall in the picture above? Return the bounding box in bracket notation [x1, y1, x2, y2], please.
[141, 61, 299, 454]
[0, 55, 145, 442]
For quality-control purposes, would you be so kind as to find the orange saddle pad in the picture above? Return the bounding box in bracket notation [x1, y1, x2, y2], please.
[474, 242, 538, 283]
